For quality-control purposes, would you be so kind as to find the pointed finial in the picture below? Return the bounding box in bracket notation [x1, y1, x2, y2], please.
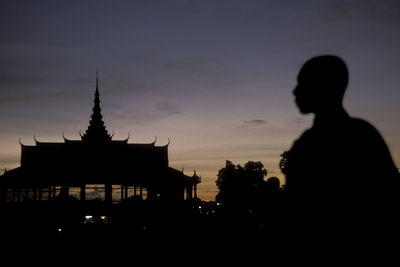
[96, 71, 99, 91]
[123, 133, 131, 142]
[81, 73, 111, 143]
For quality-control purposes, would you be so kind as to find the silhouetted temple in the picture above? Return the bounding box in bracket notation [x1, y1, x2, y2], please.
[0, 75, 200, 204]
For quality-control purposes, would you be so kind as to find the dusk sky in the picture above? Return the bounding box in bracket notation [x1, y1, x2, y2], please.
[1, 0, 400, 200]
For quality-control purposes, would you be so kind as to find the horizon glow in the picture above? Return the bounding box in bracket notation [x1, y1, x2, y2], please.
[1, 0, 400, 201]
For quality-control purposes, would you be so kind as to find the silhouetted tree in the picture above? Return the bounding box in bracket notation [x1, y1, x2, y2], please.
[265, 177, 280, 193]
[215, 160, 240, 207]
[215, 160, 267, 212]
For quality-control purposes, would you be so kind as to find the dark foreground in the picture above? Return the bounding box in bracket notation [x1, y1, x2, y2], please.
[1, 199, 398, 262]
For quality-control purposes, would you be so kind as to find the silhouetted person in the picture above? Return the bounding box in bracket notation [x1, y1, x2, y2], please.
[285, 55, 399, 238]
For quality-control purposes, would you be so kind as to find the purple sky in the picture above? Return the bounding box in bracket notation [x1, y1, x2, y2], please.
[1, 0, 400, 200]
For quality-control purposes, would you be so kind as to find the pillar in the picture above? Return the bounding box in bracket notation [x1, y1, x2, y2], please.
[38, 188, 42, 201]
[12, 188, 16, 202]
[105, 184, 112, 203]
[24, 188, 28, 201]
[32, 188, 37, 201]
[17, 188, 21, 202]
[186, 186, 192, 200]
[194, 185, 197, 199]
[80, 184, 86, 201]
[60, 185, 69, 199]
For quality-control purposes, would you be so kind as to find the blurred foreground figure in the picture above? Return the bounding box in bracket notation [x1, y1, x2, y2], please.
[285, 55, 399, 239]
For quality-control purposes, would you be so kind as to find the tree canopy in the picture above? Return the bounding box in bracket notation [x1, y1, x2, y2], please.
[215, 160, 268, 210]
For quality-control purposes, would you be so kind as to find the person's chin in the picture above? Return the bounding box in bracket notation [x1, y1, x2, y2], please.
[299, 109, 312, 114]
[296, 103, 312, 114]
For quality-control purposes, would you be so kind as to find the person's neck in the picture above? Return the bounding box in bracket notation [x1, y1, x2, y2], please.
[313, 106, 349, 127]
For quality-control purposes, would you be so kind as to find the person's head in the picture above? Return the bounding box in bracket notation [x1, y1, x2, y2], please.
[293, 55, 349, 114]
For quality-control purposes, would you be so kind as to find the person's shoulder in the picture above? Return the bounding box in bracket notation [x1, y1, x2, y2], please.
[348, 117, 380, 134]
[295, 128, 313, 140]
[349, 117, 373, 126]
[348, 117, 387, 146]
[291, 128, 313, 149]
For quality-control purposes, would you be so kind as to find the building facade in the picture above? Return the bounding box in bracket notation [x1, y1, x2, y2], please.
[0, 76, 200, 205]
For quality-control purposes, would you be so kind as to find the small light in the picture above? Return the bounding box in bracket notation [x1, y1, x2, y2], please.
[84, 215, 94, 224]
[58, 228, 62, 232]
[100, 216, 106, 220]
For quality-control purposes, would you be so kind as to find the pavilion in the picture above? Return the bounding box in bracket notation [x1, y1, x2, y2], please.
[0, 74, 200, 205]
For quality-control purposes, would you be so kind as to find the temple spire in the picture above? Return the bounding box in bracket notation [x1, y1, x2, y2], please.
[96, 71, 99, 91]
[81, 72, 112, 143]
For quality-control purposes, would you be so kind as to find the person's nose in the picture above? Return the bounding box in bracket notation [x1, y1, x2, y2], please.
[293, 85, 299, 96]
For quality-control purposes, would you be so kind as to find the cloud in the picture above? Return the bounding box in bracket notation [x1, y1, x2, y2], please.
[242, 119, 267, 127]
[319, 0, 400, 25]
[0, 72, 43, 85]
[321, 0, 353, 22]
[0, 154, 19, 165]
[0, 70, 92, 89]
[156, 102, 182, 115]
